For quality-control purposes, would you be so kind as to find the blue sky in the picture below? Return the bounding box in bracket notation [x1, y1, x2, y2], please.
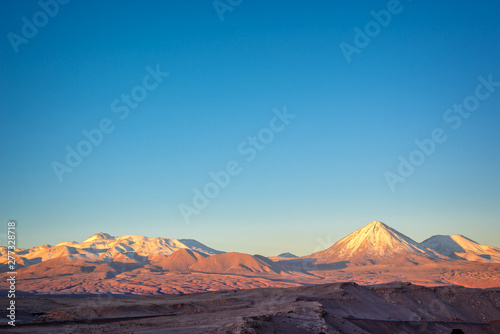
[1, 0, 499, 256]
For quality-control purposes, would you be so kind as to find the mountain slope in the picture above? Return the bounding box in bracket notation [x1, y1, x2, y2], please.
[308, 221, 445, 265]
[422, 234, 500, 263]
[178, 239, 225, 255]
[189, 252, 278, 274]
[19, 256, 117, 278]
[150, 248, 208, 271]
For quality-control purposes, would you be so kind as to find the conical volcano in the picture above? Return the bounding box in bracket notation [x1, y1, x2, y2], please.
[308, 221, 443, 265]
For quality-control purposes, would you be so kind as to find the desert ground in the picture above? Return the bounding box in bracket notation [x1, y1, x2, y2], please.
[5, 257, 500, 296]
[1, 282, 499, 334]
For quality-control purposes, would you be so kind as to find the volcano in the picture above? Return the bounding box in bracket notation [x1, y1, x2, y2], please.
[307, 221, 445, 265]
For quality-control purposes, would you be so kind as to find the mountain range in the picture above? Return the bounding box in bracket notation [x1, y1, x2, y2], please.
[2, 221, 500, 294]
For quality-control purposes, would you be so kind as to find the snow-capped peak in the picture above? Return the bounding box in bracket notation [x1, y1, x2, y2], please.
[338, 221, 428, 254]
[422, 234, 500, 262]
[83, 232, 115, 243]
[309, 221, 442, 264]
[368, 220, 385, 227]
[0, 233, 225, 271]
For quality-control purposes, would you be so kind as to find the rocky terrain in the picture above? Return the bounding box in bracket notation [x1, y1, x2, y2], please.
[1, 282, 499, 333]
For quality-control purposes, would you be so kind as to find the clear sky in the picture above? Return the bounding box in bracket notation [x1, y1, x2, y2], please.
[1, 0, 499, 256]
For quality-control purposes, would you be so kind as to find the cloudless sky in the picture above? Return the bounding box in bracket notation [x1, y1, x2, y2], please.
[1, 0, 499, 256]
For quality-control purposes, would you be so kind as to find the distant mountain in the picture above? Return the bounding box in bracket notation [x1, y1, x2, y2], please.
[267, 252, 298, 262]
[0, 233, 224, 272]
[307, 221, 445, 265]
[277, 252, 297, 258]
[422, 234, 500, 263]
